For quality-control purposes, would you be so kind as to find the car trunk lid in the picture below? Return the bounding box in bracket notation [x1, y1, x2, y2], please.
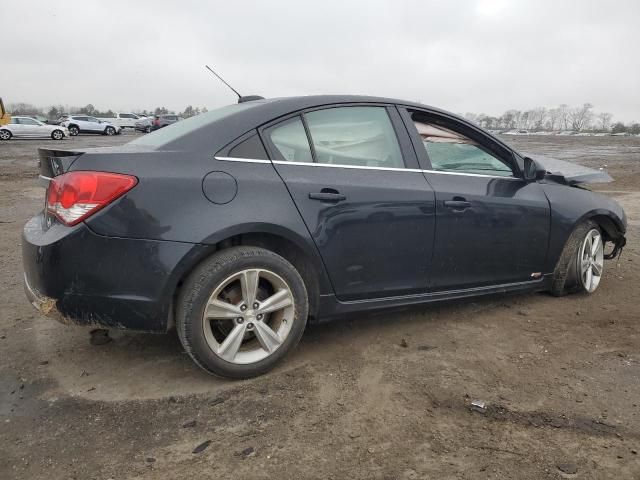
[38, 148, 85, 180]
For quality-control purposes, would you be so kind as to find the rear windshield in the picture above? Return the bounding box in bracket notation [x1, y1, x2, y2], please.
[129, 102, 260, 149]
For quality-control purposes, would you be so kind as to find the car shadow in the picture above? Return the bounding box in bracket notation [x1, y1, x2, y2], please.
[35, 291, 542, 402]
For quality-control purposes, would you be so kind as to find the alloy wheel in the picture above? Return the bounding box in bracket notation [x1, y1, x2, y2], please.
[0, 130, 11, 140]
[578, 228, 604, 293]
[52, 130, 63, 140]
[201, 268, 295, 364]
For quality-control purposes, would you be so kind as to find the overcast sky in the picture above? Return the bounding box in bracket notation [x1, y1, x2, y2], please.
[2, 0, 639, 121]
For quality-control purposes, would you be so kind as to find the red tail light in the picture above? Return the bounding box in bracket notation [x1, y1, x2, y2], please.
[46, 171, 138, 226]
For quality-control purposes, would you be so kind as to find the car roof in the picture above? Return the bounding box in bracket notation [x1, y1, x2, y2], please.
[127, 94, 509, 156]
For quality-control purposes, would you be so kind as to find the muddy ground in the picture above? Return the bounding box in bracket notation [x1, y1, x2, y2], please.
[0, 132, 639, 479]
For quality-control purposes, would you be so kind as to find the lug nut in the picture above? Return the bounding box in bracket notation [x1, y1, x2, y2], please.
[253, 302, 259, 309]
[257, 313, 263, 320]
[240, 304, 247, 311]
[247, 323, 254, 329]
[236, 317, 244, 323]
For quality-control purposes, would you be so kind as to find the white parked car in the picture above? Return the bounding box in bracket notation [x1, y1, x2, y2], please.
[0, 116, 69, 140]
[61, 115, 121, 136]
[97, 113, 148, 129]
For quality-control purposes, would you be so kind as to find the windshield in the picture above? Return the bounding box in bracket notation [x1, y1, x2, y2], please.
[129, 102, 261, 149]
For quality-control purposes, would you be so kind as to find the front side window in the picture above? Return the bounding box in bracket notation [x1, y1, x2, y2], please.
[304, 107, 404, 168]
[88, 117, 99, 123]
[414, 121, 513, 177]
[267, 116, 313, 163]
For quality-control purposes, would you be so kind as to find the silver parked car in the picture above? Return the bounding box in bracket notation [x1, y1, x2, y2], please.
[0, 116, 69, 140]
[60, 115, 121, 136]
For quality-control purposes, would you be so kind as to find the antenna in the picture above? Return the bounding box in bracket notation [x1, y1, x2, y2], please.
[205, 65, 241, 99]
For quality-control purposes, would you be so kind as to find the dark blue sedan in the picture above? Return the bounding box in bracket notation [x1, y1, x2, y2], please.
[23, 96, 627, 378]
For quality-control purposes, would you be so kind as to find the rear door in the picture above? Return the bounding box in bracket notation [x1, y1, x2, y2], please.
[71, 116, 89, 132]
[261, 105, 436, 301]
[9, 118, 26, 137]
[400, 108, 550, 290]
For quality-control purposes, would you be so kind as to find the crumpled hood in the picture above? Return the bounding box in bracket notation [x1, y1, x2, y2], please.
[526, 154, 613, 185]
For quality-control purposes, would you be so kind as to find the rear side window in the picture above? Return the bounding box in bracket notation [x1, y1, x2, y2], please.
[228, 133, 269, 160]
[304, 107, 404, 168]
[267, 117, 313, 163]
[130, 102, 260, 149]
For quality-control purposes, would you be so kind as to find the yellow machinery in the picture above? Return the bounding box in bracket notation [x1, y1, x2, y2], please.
[0, 98, 10, 125]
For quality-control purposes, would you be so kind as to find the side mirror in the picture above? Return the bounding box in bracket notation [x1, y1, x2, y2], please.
[523, 157, 546, 182]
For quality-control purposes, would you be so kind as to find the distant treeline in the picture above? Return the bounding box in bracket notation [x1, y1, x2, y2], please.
[7, 101, 640, 134]
[462, 103, 639, 134]
[6, 103, 208, 119]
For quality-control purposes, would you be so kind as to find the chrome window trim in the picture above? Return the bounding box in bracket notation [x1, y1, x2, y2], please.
[272, 160, 421, 173]
[215, 156, 271, 164]
[214, 156, 522, 180]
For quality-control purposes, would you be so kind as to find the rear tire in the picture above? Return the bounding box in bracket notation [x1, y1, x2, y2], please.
[68, 125, 79, 136]
[177, 246, 308, 379]
[145, 125, 151, 133]
[0, 129, 11, 141]
[550, 220, 602, 296]
[51, 129, 64, 140]
[104, 126, 116, 136]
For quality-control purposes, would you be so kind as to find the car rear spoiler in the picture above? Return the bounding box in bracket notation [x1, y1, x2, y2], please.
[38, 148, 84, 183]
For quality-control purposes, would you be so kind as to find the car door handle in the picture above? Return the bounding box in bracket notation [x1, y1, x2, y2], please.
[443, 200, 471, 210]
[309, 190, 346, 202]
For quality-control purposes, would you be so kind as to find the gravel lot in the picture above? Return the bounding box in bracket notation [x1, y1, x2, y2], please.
[1, 131, 639, 479]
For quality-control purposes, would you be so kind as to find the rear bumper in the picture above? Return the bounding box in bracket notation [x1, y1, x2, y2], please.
[22, 213, 207, 332]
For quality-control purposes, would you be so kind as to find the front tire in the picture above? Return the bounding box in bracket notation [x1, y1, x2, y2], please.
[177, 246, 308, 379]
[51, 129, 64, 140]
[145, 125, 151, 133]
[68, 125, 79, 136]
[104, 126, 116, 136]
[0, 129, 12, 141]
[550, 220, 603, 296]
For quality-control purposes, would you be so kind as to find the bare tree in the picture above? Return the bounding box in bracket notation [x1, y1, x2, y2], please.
[547, 108, 561, 131]
[530, 107, 547, 131]
[569, 103, 594, 132]
[7, 102, 41, 115]
[596, 112, 613, 132]
[559, 104, 570, 130]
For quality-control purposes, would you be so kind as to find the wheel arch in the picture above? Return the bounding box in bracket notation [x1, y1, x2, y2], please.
[167, 225, 331, 331]
[576, 209, 625, 242]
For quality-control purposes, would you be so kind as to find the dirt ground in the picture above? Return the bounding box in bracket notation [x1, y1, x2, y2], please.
[1, 131, 639, 479]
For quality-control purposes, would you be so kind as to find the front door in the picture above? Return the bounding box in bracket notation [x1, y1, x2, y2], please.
[262, 106, 436, 301]
[401, 108, 550, 290]
[86, 116, 103, 132]
[17, 117, 40, 136]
